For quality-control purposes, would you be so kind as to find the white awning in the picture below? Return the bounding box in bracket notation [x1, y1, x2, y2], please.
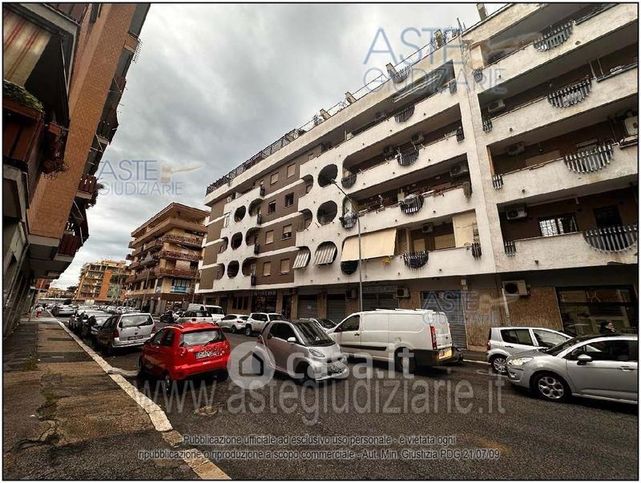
[314, 243, 337, 265]
[342, 228, 397, 262]
[292, 248, 311, 269]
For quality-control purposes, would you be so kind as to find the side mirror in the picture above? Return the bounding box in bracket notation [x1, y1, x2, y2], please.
[577, 354, 592, 365]
[287, 337, 296, 344]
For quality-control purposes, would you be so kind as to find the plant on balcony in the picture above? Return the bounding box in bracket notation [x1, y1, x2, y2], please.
[341, 173, 357, 189]
[563, 142, 613, 173]
[3, 80, 43, 112]
[583, 224, 638, 253]
[402, 251, 428, 269]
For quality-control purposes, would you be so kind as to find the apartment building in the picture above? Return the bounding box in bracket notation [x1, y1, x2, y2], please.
[124, 203, 208, 314]
[3, 3, 149, 335]
[198, 3, 637, 349]
[74, 259, 128, 303]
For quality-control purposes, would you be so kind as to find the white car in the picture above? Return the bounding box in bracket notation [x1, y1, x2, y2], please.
[186, 304, 225, 322]
[329, 309, 453, 372]
[175, 310, 216, 325]
[218, 314, 249, 333]
[299, 317, 337, 333]
[244, 312, 284, 336]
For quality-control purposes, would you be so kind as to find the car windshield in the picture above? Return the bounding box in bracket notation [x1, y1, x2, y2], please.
[188, 311, 210, 318]
[295, 321, 335, 346]
[318, 318, 336, 329]
[545, 335, 595, 356]
[181, 329, 224, 346]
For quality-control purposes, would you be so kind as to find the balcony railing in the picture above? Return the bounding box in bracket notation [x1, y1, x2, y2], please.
[394, 105, 415, 123]
[399, 194, 424, 215]
[162, 234, 202, 248]
[563, 143, 613, 173]
[159, 249, 200, 262]
[547, 77, 592, 108]
[77, 174, 98, 195]
[155, 267, 198, 278]
[57, 233, 81, 257]
[402, 251, 429, 269]
[583, 224, 638, 253]
[533, 21, 573, 52]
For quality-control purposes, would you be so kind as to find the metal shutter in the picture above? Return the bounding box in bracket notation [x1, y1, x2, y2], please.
[326, 294, 346, 323]
[421, 290, 467, 348]
[363, 293, 398, 311]
[297, 295, 317, 319]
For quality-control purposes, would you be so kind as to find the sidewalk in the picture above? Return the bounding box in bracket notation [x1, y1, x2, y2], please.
[2, 314, 196, 479]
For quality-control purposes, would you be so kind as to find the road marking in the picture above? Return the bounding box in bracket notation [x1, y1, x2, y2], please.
[56, 321, 230, 480]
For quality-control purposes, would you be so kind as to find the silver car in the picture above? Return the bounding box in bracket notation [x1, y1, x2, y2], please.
[254, 319, 348, 382]
[487, 326, 570, 374]
[95, 313, 154, 354]
[506, 334, 638, 404]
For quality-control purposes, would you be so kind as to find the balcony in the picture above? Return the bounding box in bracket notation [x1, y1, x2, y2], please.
[76, 174, 98, 200]
[491, 143, 637, 203]
[162, 233, 203, 248]
[154, 267, 197, 279]
[499, 229, 638, 272]
[341, 133, 466, 194]
[56, 233, 81, 257]
[484, 66, 637, 144]
[159, 249, 201, 262]
[476, 4, 636, 92]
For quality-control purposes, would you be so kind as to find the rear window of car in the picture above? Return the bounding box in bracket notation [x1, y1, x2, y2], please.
[181, 329, 224, 346]
[501, 329, 533, 345]
[121, 315, 153, 328]
[207, 306, 224, 315]
[240, 316, 248, 320]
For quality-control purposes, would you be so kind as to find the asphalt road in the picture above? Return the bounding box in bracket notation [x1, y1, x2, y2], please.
[65, 320, 638, 480]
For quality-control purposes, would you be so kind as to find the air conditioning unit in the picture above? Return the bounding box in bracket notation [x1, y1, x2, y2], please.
[505, 204, 527, 220]
[421, 223, 434, 233]
[383, 145, 396, 157]
[411, 133, 425, 144]
[346, 288, 358, 299]
[624, 115, 638, 137]
[487, 99, 506, 114]
[502, 280, 528, 296]
[449, 163, 469, 177]
[395, 287, 410, 298]
[507, 142, 526, 156]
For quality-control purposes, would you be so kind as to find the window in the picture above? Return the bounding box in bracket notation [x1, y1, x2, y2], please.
[263, 261, 271, 276]
[280, 258, 290, 274]
[567, 339, 638, 362]
[539, 215, 578, 237]
[150, 329, 165, 345]
[282, 224, 292, 240]
[265, 230, 274, 244]
[287, 164, 296, 178]
[337, 315, 359, 332]
[270, 172, 279, 185]
[285, 193, 294, 207]
[160, 329, 175, 346]
[268, 201, 276, 214]
[594, 205, 622, 228]
[222, 213, 230, 228]
[532, 329, 569, 348]
[270, 322, 296, 341]
[500, 329, 533, 345]
[120, 315, 153, 328]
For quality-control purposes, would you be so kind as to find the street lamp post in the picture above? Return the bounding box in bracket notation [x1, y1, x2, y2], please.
[332, 180, 364, 314]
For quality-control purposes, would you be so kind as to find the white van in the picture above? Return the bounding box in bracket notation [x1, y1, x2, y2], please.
[329, 309, 453, 371]
[186, 304, 225, 322]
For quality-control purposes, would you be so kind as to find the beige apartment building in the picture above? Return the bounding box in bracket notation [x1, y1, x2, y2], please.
[198, 3, 638, 348]
[125, 203, 207, 314]
[74, 259, 128, 303]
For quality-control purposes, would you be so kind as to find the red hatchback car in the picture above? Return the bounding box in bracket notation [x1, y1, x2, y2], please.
[139, 323, 230, 385]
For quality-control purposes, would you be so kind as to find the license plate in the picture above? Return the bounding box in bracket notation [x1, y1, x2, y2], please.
[196, 350, 222, 359]
[129, 335, 144, 340]
[439, 348, 452, 360]
[327, 362, 344, 374]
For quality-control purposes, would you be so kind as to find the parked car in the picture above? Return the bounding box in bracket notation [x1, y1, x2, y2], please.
[87, 313, 112, 339]
[54, 305, 75, 317]
[139, 322, 230, 388]
[71, 310, 104, 333]
[218, 314, 249, 333]
[255, 319, 347, 382]
[328, 309, 453, 372]
[244, 312, 284, 336]
[487, 326, 571, 374]
[95, 313, 155, 354]
[445, 345, 464, 365]
[176, 310, 216, 324]
[186, 304, 225, 322]
[299, 317, 337, 333]
[506, 334, 638, 404]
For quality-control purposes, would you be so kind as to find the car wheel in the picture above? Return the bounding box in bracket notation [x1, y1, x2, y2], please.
[394, 348, 416, 374]
[161, 372, 176, 393]
[245, 325, 253, 336]
[533, 372, 570, 402]
[295, 362, 314, 384]
[230, 325, 237, 334]
[490, 355, 507, 374]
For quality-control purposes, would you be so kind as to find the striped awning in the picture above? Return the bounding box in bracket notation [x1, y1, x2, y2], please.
[292, 248, 311, 269]
[3, 11, 52, 86]
[314, 243, 337, 265]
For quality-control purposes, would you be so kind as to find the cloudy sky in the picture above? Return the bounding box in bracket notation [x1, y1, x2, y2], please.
[53, 3, 502, 288]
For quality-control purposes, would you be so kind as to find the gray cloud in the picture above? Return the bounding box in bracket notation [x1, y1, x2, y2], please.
[53, 3, 501, 288]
